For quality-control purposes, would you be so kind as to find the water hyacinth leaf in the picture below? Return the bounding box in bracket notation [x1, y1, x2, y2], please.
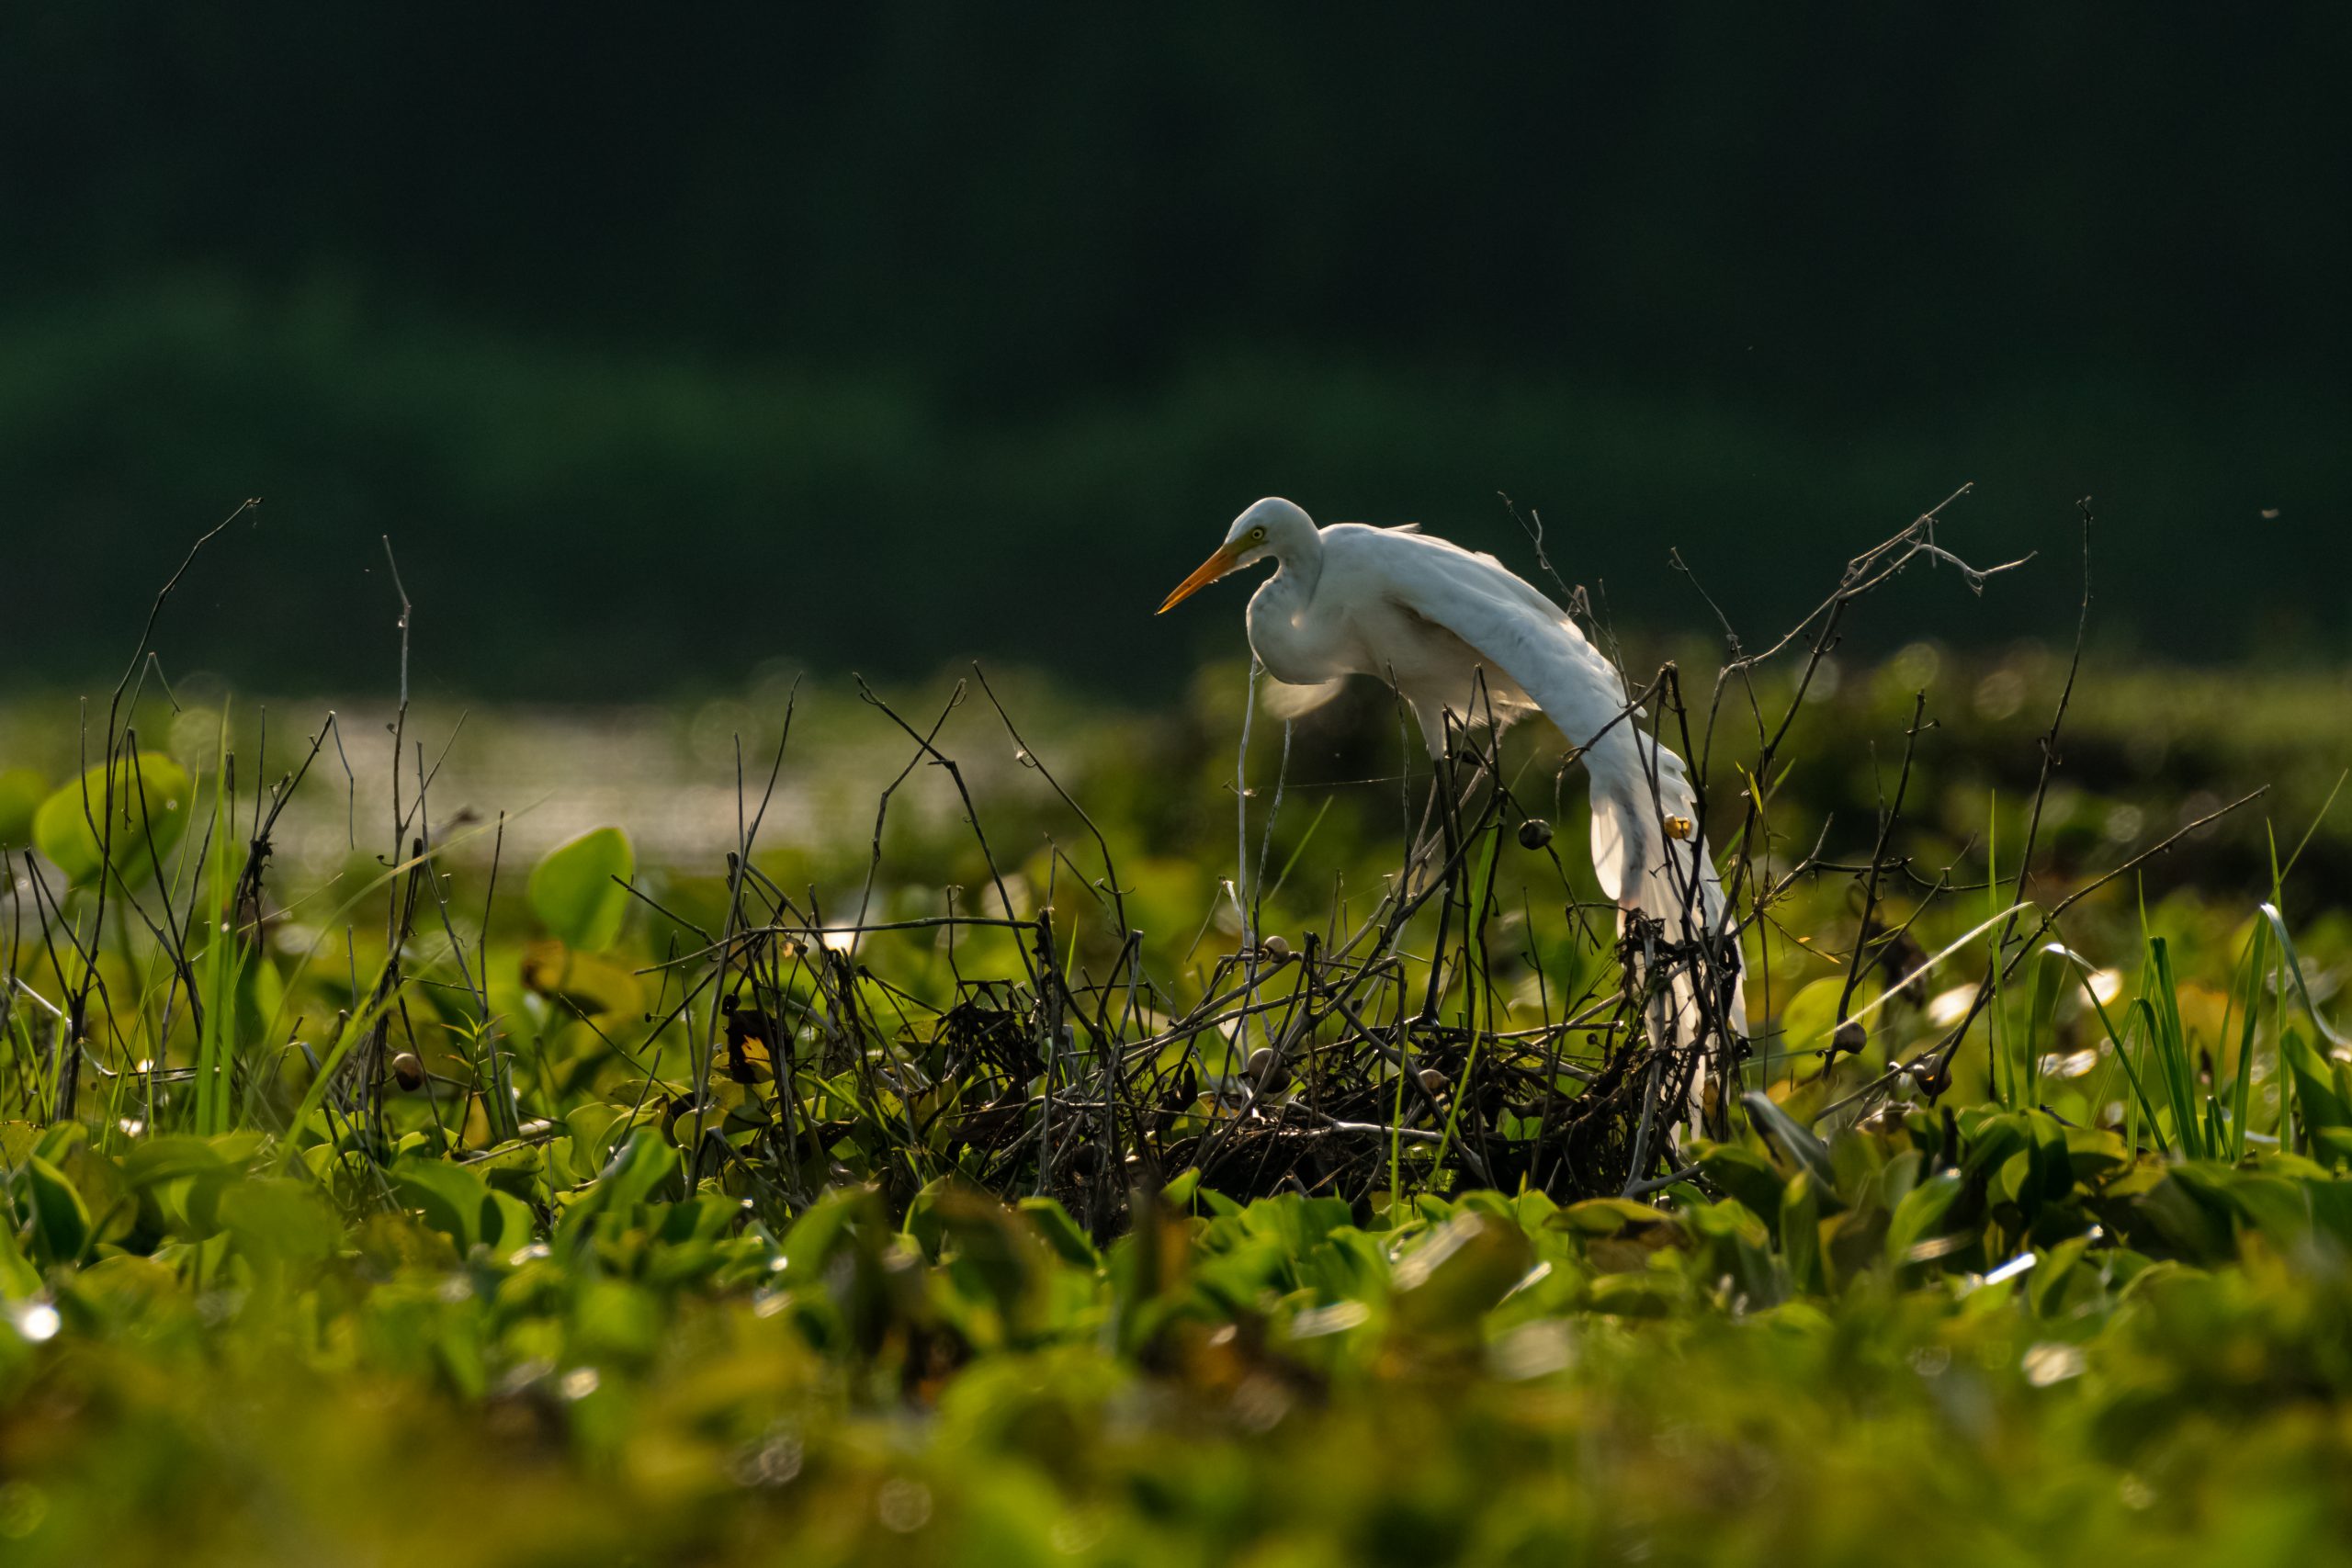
[120, 1135, 232, 1239]
[2026, 1111, 2077, 1210]
[1557, 1197, 1677, 1236]
[1109, 1194, 1194, 1355]
[391, 1158, 492, 1253]
[1781, 975, 1880, 1063]
[927, 1188, 1051, 1337]
[762, 1185, 883, 1291]
[33, 1122, 90, 1167]
[0, 1215, 40, 1297]
[2305, 1179, 2352, 1250]
[573, 1277, 662, 1364]
[563, 1102, 631, 1172]
[520, 940, 644, 1017]
[2130, 1172, 2236, 1264]
[2177, 1166, 2311, 1251]
[1585, 1268, 1685, 1318]
[19, 1157, 91, 1266]
[119, 1135, 234, 1191]
[0, 767, 46, 847]
[1391, 1212, 1534, 1334]
[2028, 1235, 2097, 1317]
[1827, 1127, 1885, 1207]
[1779, 1172, 1825, 1295]
[31, 754, 192, 887]
[905, 1175, 959, 1260]
[483, 1190, 538, 1253]
[470, 1139, 549, 1202]
[1016, 1196, 1099, 1269]
[1680, 1196, 1780, 1304]
[2280, 1031, 2352, 1163]
[1959, 1111, 2031, 1184]
[2062, 1125, 2133, 1186]
[1742, 1091, 1837, 1191]
[1233, 1190, 1351, 1257]
[595, 1126, 683, 1213]
[216, 1179, 341, 1274]
[1885, 1169, 1967, 1269]
[1873, 1148, 1924, 1215]
[526, 827, 636, 951]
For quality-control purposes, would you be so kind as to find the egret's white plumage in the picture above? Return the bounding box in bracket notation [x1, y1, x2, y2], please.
[1160, 497, 1747, 1116]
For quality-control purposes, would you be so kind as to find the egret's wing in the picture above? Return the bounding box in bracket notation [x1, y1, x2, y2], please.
[1330, 524, 1746, 1129]
[1261, 676, 1347, 720]
[1335, 525, 1629, 759]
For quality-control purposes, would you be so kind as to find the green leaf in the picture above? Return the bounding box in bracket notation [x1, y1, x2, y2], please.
[1742, 1091, 1837, 1191]
[1885, 1170, 1966, 1268]
[1159, 1167, 1202, 1209]
[904, 1174, 958, 1259]
[926, 1187, 1051, 1338]
[1779, 1172, 1824, 1294]
[20, 1156, 91, 1266]
[572, 1278, 662, 1363]
[1390, 1212, 1534, 1335]
[1693, 1142, 1778, 1222]
[2258, 902, 2349, 1052]
[1959, 1111, 2031, 1183]
[216, 1179, 341, 1274]
[1558, 1197, 1677, 1236]
[2024, 1111, 2078, 1211]
[2284, 1029, 2351, 1143]
[0, 1206, 40, 1297]
[564, 1102, 633, 1174]
[0, 768, 45, 848]
[526, 827, 635, 951]
[553, 1127, 681, 1258]
[2132, 1171, 2235, 1264]
[483, 1190, 538, 1254]
[391, 1159, 492, 1253]
[119, 1135, 233, 1191]
[594, 1125, 681, 1213]
[1016, 1195, 1099, 1269]
[775, 1184, 888, 1290]
[31, 754, 192, 887]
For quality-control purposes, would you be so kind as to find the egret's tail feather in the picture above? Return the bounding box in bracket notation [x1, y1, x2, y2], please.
[1591, 741, 1747, 1137]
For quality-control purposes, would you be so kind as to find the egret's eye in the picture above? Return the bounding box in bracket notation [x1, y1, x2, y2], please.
[1251, 526, 1267, 542]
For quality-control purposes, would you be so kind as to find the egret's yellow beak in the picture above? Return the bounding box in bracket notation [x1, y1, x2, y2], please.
[1157, 540, 1248, 614]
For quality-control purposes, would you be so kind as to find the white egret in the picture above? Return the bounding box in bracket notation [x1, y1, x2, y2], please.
[1159, 496, 1746, 1119]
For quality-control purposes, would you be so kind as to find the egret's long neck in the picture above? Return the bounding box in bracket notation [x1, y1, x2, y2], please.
[1267, 524, 1325, 609]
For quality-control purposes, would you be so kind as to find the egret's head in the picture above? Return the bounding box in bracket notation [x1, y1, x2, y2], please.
[1156, 498, 1316, 614]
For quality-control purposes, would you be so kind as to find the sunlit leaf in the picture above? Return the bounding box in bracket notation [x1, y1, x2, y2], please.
[390, 1158, 491, 1253]
[1391, 1212, 1533, 1333]
[521, 940, 645, 1017]
[31, 754, 192, 887]
[1885, 1170, 1966, 1269]
[526, 827, 635, 951]
[1017, 1196, 1099, 1268]
[0, 767, 46, 848]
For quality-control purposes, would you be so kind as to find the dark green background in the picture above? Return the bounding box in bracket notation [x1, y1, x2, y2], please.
[5, 5, 2344, 695]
